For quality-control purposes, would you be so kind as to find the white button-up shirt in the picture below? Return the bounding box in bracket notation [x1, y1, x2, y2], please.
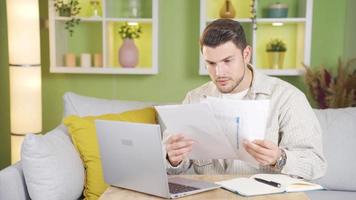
[165, 66, 327, 180]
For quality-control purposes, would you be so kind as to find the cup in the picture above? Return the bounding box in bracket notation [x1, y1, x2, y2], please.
[94, 53, 103, 67]
[80, 53, 92, 67]
[64, 53, 76, 67]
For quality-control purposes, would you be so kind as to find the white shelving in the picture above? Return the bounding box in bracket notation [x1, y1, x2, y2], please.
[199, 0, 313, 76]
[48, 0, 159, 75]
[50, 66, 156, 75]
[257, 68, 305, 76]
[257, 18, 306, 23]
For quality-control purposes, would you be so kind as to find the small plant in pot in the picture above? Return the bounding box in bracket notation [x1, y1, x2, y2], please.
[266, 38, 287, 69]
[118, 22, 142, 68]
[54, 0, 81, 36]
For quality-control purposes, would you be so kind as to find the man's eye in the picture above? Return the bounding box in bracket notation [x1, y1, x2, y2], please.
[224, 59, 231, 63]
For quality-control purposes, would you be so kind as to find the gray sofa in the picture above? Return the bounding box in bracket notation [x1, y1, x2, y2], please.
[0, 92, 355, 199]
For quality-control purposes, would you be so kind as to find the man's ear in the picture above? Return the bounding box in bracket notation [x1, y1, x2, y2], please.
[243, 46, 252, 63]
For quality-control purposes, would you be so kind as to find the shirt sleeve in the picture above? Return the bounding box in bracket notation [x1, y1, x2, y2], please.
[278, 91, 327, 180]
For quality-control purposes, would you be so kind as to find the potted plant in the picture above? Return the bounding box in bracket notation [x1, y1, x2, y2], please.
[266, 38, 287, 69]
[118, 22, 142, 68]
[304, 58, 356, 109]
[54, 0, 81, 36]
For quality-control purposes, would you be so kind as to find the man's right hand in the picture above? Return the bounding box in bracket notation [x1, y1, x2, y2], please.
[165, 134, 195, 167]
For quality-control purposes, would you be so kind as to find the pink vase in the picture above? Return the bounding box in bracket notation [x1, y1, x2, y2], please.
[118, 39, 139, 68]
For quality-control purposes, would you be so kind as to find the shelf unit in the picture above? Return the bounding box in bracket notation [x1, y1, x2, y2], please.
[199, 0, 313, 76]
[48, 0, 158, 74]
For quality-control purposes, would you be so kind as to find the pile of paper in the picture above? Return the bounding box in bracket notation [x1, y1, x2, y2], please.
[155, 97, 270, 166]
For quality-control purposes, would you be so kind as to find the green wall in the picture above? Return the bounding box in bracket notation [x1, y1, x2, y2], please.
[0, 0, 350, 169]
[0, 0, 11, 169]
[344, 0, 356, 60]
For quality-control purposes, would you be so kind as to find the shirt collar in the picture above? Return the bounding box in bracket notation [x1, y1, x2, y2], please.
[248, 65, 273, 96]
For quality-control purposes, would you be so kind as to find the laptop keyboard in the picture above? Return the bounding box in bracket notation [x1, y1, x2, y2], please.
[168, 182, 199, 194]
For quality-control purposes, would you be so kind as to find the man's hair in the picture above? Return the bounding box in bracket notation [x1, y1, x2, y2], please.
[199, 19, 247, 51]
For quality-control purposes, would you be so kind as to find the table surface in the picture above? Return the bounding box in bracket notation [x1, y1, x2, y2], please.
[99, 175, 310, 200]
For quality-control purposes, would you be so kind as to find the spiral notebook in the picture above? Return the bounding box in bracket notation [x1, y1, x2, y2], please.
[216, 174, 323, 197]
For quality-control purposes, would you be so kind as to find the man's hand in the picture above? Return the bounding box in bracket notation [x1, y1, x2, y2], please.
[166, 134, 195, 167]
[243, 139, 281, 166]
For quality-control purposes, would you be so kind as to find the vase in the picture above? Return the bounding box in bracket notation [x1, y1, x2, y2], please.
[267, 52, 285, 69]
[126, 0, 141, 18]
[219, 0, 236, 18]
[118, 39, 139, 68]
[89, 0, 101, 18]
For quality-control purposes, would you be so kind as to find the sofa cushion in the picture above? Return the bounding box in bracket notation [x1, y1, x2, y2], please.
[63, 92, 153, 117]
[313, 107, 356, 191]
[306, 190, 356, 200]
[63, 107, 157, 200]
[0, 162, 29, 200]
[21, 125, 85, 200]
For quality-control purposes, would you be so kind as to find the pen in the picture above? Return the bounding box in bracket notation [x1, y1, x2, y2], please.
[236, 117, 240, 149]
[254, 178, 281, 188]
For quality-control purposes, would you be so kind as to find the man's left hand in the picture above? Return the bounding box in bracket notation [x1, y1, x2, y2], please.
[243, 139, 281, 166]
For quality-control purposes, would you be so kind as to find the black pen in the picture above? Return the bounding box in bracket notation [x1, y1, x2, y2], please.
[254, 178, 281, 188]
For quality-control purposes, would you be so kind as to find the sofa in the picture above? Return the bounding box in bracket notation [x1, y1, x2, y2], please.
[0, 92, 355, 200]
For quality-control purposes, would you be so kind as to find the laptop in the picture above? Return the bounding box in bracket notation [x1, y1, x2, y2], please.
[95, 120, 220, 199]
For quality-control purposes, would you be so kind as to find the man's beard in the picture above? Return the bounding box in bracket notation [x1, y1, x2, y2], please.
[216, 64, 246, 94]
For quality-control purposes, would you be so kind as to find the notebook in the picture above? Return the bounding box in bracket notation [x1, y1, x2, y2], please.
[216, 174, 323, 197]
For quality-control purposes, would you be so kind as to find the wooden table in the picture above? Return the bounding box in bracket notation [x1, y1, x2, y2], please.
[99, 175, 309, 200]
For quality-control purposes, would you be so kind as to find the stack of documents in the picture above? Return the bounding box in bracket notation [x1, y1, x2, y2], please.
[155, 97, 270, 166]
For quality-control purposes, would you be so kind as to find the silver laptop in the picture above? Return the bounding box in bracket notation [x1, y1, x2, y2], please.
[95, 120, 220, 199]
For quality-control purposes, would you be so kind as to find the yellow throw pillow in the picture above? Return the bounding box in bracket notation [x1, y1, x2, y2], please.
[63, 107, 157, 200]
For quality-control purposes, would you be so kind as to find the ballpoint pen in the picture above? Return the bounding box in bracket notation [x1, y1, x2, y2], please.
[254, 178, 281, 188]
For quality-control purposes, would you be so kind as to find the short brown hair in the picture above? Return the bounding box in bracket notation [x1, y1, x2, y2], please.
[199, 19, 247, 51]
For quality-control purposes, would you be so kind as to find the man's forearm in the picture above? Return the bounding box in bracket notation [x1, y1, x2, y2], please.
[281, 149, 327, 180]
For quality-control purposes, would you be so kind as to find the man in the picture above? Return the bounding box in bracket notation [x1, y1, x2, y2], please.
[164, 19, 326, 180]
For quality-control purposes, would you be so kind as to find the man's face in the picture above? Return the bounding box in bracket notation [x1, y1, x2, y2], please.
[202, 41, 251, 93]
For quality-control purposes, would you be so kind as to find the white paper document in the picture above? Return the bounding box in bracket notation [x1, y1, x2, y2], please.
[155, 103, 236, 160]
[155, 98, 270, 166]
[204, 97, 270, 166]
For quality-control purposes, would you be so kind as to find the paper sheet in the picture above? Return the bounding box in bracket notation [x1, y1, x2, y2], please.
[155, 98, 270, 166]
[155, 103, 236, 159]
[204, 97, 270, 166]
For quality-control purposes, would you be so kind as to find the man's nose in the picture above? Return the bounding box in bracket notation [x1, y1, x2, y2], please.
[215, 62, 227, 76]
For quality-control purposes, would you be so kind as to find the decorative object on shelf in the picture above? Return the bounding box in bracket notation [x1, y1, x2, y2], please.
[80, 53, 91, 67]
[266, 2, 288, 18]
[54, 0, 81, 36]
[304, 58, 356, 109]
[250, 0, 257, 30]
[219, 0, 236, 18]
[65, 53, 76, 67]
[266, 38, 287, 69]
[118, 22, 142, 68]
[89, 0, 101, 18]
[126, 0, 142, 18]
[94, 53, 103, 67]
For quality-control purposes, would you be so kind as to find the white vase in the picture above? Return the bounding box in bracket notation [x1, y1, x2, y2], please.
[118, 39, 139, 68]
